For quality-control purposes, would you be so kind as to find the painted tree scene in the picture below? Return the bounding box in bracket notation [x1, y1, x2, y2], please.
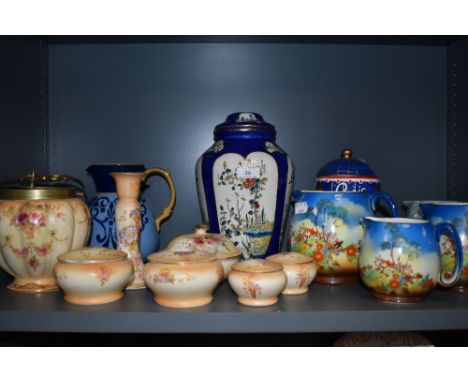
[289, 196, 364, 274]
[359, 223, 438, 295]
[215, 156, 276, 257]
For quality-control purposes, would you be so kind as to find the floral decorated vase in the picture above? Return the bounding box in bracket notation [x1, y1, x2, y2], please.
[144, 251, 224, 308]
[54, 247, 133, 305]
[196, 112, 294, 259]
[289, 190, 397, 285]
[420, 202, 468, 294]
[0, 175, 91, 292]
[228, 259, 287, 306]
[315, 149, 380, 193]
[87, 164, 175, 262]
[266, 252, 317, 295]
[359, 217, 463, 303]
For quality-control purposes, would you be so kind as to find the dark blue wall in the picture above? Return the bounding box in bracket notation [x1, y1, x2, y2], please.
[48, 42, 448, 248]
[0, 37, 47, 178]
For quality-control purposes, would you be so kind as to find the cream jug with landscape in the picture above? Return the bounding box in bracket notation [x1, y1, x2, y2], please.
[359, 217, 463, 302]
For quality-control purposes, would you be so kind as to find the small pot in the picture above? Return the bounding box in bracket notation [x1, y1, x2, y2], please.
[54, 247, 133, 305]
[144, 251, 223, 308]
[267, 252, 317, 295]
[166, 225, 243, 279]
[228, 259, 286, 306]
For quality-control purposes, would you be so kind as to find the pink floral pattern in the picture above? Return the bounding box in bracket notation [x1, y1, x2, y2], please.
[97, 266, 113, 286]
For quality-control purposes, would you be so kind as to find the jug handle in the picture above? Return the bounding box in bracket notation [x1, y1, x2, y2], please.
[434, 223, 464, 287]
[369, 192, 398, 217]
[142, 167, 176, 232]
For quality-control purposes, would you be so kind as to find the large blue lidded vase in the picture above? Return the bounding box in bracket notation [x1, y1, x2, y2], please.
[196, 112, 294, 259]
[87, 163, 176, 262]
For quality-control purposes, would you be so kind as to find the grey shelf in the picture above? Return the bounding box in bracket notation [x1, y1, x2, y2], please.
[1, 276, 467, 333]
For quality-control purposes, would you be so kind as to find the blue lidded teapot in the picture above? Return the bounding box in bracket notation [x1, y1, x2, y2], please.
[315, 148, 381, 193]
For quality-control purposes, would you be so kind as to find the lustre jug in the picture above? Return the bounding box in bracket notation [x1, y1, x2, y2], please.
[87, 164, 175, 262]
[289, 190, 397, 284]
[360, 217, 463, 302]
[420, 202, 468, 294]
[196, 112, 294, 259]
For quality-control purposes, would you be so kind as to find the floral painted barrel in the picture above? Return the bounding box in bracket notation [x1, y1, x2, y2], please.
[196, 112, 294, 259]
[0, 174, 91, 292]
[289, 190, 397, 285]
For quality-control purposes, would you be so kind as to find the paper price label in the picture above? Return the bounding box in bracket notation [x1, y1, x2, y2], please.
[294, 201, 308, 214]
[236, 166, 260, 179]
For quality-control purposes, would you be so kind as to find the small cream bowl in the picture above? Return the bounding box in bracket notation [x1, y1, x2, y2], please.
[228, 259, 287, 306]
[54, 247, 133, 305]
[267, 252, 317, 295]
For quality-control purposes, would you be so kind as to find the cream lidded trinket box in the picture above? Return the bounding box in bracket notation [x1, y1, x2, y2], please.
[228, 259, 287, 306]
[267, 252, 317, 295]
[144, 250, 224, 308]
[166, 224, 243, 279]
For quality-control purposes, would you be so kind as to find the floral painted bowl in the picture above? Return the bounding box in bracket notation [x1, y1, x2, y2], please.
[166, 225, 243, 280]
[54, 247, 133, 305]
[144, 251, 224, 308]
[267, 252, 317, 295]
[228, 259, 286, 306]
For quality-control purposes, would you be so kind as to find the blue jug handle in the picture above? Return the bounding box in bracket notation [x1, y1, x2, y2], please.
[369, 192, 399, 217]
[291, 190, 303, 203]
[434, 223, 464, 287]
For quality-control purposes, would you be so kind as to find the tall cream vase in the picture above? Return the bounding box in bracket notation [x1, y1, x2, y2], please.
[111, 172, 146, 289]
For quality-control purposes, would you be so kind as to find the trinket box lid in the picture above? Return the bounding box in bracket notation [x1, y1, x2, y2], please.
[147, 251, 217, 265]
[167, 225, 243, 260]
[58, 247, 128, 264]
[232, 259, 282, 274]
[267, 252, 315, 265]
[214, 112, 276, 140]
[316, 148, 378, 178]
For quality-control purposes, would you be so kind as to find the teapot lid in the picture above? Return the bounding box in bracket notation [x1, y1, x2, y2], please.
[0, 171, 85, 200]
[317, 149, 378, 178]
[214, 112, 276, 141]
[167, 225, 243, 260]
